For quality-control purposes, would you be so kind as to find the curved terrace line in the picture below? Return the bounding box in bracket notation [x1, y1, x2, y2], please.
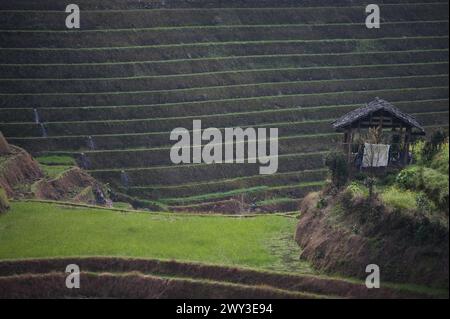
[159, 181, 325, 205]
[41, 132, 341, 155]
[86, 151, 328, 173]
[1, 87, 447, 120]
[0, 2, 446, 13]
[1, 62, 447, 82]
[35, 116, 446, 154]
[0, 35, 447, 51]
[1, 97, 447, 120]
[0, 74, 446, 96]
[4, 99, 446, 126]
[1, 49, 446, 67]
[127, 169, 328, 190]
[1, 20, 448, 33]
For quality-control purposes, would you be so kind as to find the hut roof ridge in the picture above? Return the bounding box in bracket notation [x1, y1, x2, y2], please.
[332, 97, 426, 134]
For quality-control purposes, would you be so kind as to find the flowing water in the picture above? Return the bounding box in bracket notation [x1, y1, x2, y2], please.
[39, 123, 48, 138]
[87, 136, 96, 150]
[120, 170, 130, 188]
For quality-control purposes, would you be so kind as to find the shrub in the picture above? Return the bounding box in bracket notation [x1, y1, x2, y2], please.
[431, 143, 449, 175]
[0, 187, 10, 213]
[396, 165, 449, 213]
[420, 129, 448, 164]
[346, 182, 368, 198]
[381, 187, 418, 211]
[324, 151, 349, 188]
[396, 166, 423, 190]
[421, 168, 449, 213]
[415, 192, 435, 215]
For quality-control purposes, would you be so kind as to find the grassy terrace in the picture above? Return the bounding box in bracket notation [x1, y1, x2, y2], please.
[0, 201, 313, 273]
[3, 201, 446, 298]
[0, 75, 448, 108]
[1, 94, 448, 123]
[2, 21, 448, 49]
[126, 169, 328, 198]
[0, 50, 448, 79]
[0, 2, 447, 29]
[157, 181, 325, 205]
[0, 0, 448, 211]
[1, 62, 448, 93]
[1, 37, 448, 64]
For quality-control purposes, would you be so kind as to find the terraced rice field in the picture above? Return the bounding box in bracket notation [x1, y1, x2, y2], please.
[0, 0, 449, 211]
[0, 202, 446, 298]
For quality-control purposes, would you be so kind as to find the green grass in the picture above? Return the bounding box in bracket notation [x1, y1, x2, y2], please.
[0, 201, 314, 274]
[35, 155, 76, 178]
[381, 186, 419, 211]
[35, 155, 76, 166]
[39, 164, 73, 179]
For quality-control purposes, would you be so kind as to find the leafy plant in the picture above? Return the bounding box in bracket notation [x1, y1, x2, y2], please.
[396, 166, 422, 190]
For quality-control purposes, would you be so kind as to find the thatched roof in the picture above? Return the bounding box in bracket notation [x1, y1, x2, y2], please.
[332, 97, 426, 134]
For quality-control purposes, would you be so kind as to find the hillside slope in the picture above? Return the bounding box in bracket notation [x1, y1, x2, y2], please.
[0, 0, 448, 212]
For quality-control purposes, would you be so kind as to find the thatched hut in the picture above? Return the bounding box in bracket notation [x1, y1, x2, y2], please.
[332, 98, 426, 168]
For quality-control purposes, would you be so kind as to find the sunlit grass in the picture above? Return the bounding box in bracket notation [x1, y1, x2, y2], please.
[0, 201, 313, 274]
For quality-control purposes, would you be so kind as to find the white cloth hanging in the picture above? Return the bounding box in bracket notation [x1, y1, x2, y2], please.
[362, 143, 391, 167]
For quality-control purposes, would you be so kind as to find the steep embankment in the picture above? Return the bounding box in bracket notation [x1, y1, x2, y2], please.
[0, 257, 443, 299]
[0, 0, 448, 211]
[0, 137, 109, 205]
[0, 145, 43, 197]
[34, 167, 99, 203]
[295, 191, 449, 289]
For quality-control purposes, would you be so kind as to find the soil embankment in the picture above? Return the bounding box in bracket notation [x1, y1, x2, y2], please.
[34, 167, 101, 204]
[0, 145, 43, 197]
[0, 257, 443, 299]
[295, 191, 449, 289]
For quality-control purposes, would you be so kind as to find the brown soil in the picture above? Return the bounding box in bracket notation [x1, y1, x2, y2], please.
[0, 145, 43, 197]
[295, 191, 449, 289]
[0, 143, 110, 206]
[0, 257, 442, 299]
[34, 167, 98, 203]
[0, 132, 11, 156]
[0, 271, 316, 299]
[170, 199, 245, 214]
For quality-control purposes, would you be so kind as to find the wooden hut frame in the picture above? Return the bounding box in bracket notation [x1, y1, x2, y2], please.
[332, 98, 426, 167]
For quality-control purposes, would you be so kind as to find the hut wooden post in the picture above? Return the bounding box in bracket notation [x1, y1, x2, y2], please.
[403, 127, 412, 165]
[344, 128, 353, 163]
[0, 132, 11, 156]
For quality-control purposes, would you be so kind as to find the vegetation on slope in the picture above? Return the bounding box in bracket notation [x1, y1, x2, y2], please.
[296, 136, 449, 288]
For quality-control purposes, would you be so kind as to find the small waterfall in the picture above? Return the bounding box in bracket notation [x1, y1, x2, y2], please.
[79, 153, 90, 169]
[94, 186, 107, 205]
[33, 108, 40, 124]
[87, 136, 96, 150]
[120, 170, 130, 188]
[39, 123, 48, 138]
